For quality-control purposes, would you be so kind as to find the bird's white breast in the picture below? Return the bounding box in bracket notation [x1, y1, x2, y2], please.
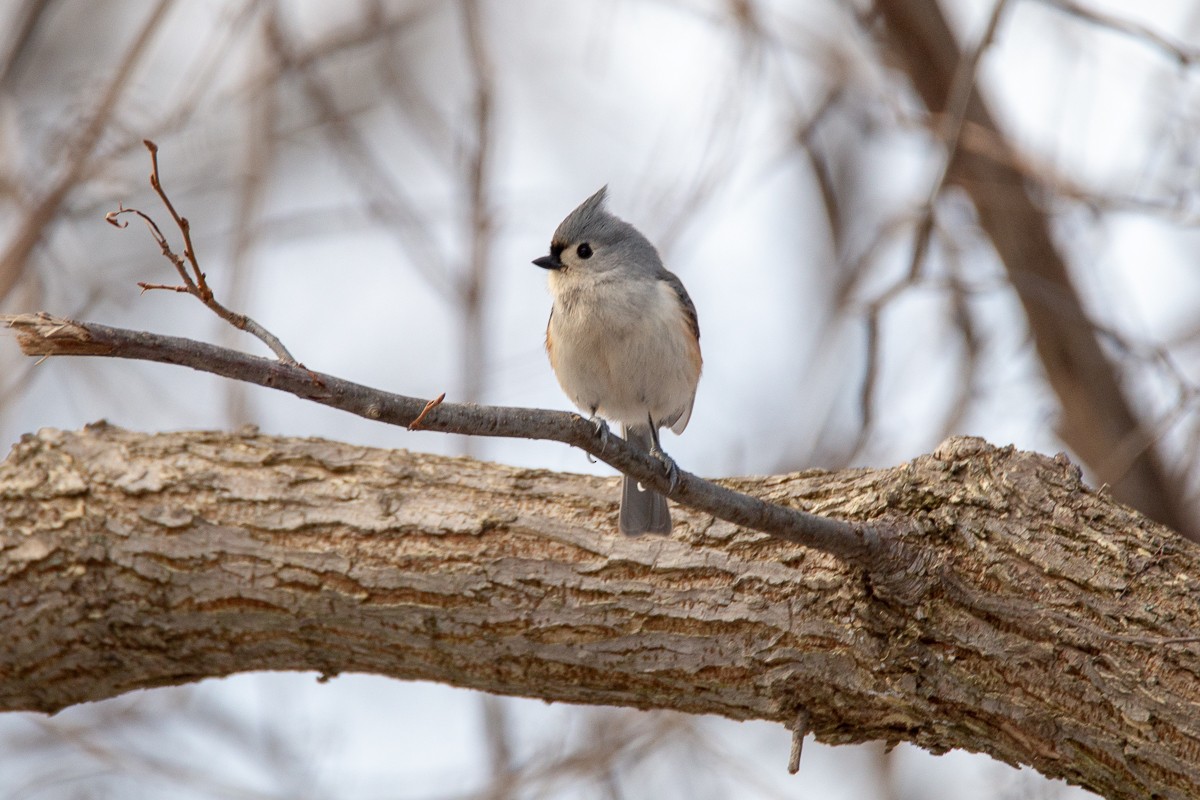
[547, 271, 699, 431]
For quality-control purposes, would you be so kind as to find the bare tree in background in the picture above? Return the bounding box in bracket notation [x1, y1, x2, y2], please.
[4, 1, 1200, 798]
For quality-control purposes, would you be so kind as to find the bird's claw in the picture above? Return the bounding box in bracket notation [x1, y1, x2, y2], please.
[649, 444, 680, 493]
[585, 416, 611, 463]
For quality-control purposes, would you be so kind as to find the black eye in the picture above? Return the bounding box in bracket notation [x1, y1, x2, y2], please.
[576, 242, 593, 259]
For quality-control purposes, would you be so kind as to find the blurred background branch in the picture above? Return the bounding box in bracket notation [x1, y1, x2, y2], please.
[876, 0, 1193, 536]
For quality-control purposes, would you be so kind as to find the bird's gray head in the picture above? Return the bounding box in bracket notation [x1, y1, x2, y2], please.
[532, 187, 662, 277]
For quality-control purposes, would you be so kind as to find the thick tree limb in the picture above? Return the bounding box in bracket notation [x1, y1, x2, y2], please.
[875, 0, 1193, 538]
[2, 425, 1198, 800]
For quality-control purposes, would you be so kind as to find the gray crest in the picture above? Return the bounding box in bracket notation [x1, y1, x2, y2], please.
[553, 186, 612, 245]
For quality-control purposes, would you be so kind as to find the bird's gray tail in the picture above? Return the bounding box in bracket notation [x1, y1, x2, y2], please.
[619, 424, 671, 536]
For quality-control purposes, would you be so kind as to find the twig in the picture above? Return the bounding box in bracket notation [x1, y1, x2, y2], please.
[852, 227, 941, 458]
[909, 0, 1011, 278]
[787, 707, 809, 774]
[143, 140, 205, 295]
[458, 0, 497, 459]
[1, 313, 906, 578]
[137, 282, 188, 294]
[1030, 0, 1200, 68]
[408, 393, 445, 430]
[106, 141, 300, 365]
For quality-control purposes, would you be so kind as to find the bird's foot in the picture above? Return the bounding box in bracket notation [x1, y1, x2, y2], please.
[648, 443, 680, 493]
[584, 415, 611, 463]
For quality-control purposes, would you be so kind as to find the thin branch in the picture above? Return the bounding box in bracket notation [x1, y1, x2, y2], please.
[143, 141, 204, 294]
[787, 707, 809, 775]
[791, 83, 848, 261]
[937, 250, 983, 442]
[105, 140, 299, 365]
[908, 0, 1010, 278]
[851, 217, 949, 458]
[136, 282, 188, 294]
[458, 0, 497, 457]
[479, 695, 516, 800]
[1, 312, 904, 580]
[1030, 0, 1200, 68]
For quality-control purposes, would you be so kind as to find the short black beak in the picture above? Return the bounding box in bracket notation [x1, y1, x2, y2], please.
[532, 254, 562, 271]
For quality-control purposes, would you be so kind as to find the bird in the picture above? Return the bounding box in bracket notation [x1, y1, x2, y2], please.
[533, 187, 702, 535]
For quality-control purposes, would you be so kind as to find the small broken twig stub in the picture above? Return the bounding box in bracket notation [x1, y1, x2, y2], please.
[408, 392, 446, 430]
[788, 707, 810, 774]
[4, 313, 114, 356]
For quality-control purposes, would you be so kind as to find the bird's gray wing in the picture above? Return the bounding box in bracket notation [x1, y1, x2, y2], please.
[660, 269, 699, 342]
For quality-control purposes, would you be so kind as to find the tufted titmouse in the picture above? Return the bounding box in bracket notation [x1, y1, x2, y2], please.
[533, 187, 702, 536]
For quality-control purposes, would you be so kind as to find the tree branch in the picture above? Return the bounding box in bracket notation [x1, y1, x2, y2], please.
[2, 425, 1197, 800]
[1, 312, 897, 576]
[106, 139, 299, 364]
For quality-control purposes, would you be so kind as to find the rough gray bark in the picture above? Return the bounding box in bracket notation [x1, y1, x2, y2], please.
[2, 425, 1198, 800]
